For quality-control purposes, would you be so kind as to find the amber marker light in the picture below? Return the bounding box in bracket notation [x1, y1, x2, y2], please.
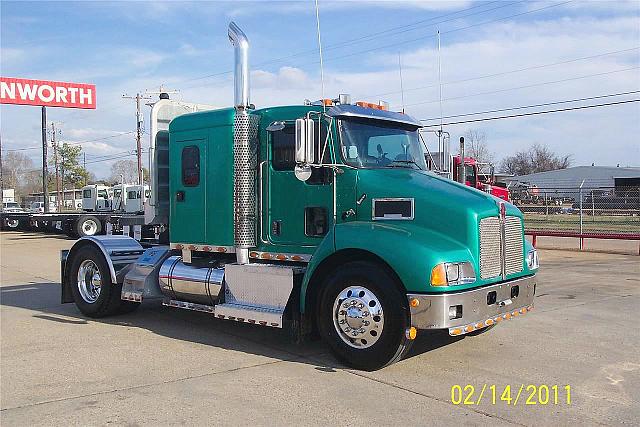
[406, 327, 417, 340]
[465, 325, 474, 333]
[409, 298, 420, 308]
[451, 328, 462, 335]
[430, 264, 448, 286]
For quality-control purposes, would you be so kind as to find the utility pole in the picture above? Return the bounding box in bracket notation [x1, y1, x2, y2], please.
[41, 106, 49, 212]
[51, 122, 61, 210]
[123, 92, 152, 185]
[83, 152, 87, 185]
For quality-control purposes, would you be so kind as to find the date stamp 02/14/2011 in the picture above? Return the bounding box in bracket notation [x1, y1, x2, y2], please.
[451, 384, 572, 406]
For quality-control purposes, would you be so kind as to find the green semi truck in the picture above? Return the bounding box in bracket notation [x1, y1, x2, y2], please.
[61, 22, 538, 370]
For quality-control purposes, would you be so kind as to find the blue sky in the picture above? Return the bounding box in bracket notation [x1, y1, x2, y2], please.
[1, 0, 639, 179]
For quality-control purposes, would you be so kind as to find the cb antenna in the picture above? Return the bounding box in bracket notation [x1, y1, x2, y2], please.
[398, 53, 405, 113]
[314, 0, 326, 111]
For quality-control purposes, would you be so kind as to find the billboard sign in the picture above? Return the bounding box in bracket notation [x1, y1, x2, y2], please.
[0, 77, 96, 109]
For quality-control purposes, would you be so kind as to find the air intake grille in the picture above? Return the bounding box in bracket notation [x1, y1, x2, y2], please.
[479, 217, 502, 279]
[479, 216, 523, 279]
[504, 216, 524, 275]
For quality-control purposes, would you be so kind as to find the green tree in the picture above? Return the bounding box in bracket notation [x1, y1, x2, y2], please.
[56, 143, 92, 190]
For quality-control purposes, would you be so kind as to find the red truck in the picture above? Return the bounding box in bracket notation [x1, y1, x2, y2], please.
[452, 155, 510, 201]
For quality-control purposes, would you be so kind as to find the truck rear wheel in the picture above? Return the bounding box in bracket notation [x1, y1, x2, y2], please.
[76, 215, 102, 237]
[69, 245, 139, 318]
[317, 261, 413, 371]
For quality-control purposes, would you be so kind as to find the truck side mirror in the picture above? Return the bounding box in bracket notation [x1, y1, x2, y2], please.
[294, 118, 316, 181]
[295, 118, 315, 164]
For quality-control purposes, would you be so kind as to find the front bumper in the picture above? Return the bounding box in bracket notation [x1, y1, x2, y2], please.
[407, 275, 536, 336]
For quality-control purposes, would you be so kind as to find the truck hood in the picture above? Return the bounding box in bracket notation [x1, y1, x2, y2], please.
[355, 168, 522, 247]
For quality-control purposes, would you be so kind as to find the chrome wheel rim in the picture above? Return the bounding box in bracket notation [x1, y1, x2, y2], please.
[332, 286, 384, 349]
[82, 219, 98, 236]
[7, 219, 18, 228]
[77, 260, 101, 303]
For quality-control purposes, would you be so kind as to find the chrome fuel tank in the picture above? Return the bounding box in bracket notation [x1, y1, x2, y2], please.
[158, 256, 224, 305]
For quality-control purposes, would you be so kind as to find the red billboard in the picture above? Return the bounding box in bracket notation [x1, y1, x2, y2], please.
[0, 77, 96, 109]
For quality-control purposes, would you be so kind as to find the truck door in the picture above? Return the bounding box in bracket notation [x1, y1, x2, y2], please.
[264, 123, 333, 248]
[172, 139, 207, 243]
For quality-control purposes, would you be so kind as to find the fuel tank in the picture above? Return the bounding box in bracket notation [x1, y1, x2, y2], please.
[158, 256, 224, 305]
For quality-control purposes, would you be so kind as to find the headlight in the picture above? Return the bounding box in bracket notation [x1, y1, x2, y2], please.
[526, 249, 539, 269]
[431, 262, 476, 286]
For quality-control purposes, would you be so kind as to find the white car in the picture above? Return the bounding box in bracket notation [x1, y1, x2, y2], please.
[29, 202, 57, 213]
[1, 201, 23, 213]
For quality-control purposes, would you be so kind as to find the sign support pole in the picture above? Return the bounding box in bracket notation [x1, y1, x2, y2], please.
[41, 106, 49, 213]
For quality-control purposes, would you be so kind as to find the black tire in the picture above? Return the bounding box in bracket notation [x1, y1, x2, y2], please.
[466, 324, 496, 336]
[317, 261, 413, 371]
[68, 245, 139, 317]
[4, 218, 20, 230]
[76, 215, 102, 237]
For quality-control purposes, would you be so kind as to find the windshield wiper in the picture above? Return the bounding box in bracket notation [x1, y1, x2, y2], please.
[389, 159, 423, 170]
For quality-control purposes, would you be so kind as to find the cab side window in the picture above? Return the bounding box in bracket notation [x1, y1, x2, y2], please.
[182, 146, 200, 186]
[272, 125, 296, 171]
[271, 122, 330, 179]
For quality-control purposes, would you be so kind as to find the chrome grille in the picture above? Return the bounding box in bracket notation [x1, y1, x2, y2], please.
[504, 216, 524, 275]
[479, 215, 523, 279]
[479, 217, 502, 279]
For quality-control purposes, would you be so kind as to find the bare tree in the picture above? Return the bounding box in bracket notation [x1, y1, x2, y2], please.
[0, 152, 45, 200]
[463, 129, 494, 165]
[109, 159, 149, 185]
[2, 151, 34, 190]
[500, 144, 572, 176]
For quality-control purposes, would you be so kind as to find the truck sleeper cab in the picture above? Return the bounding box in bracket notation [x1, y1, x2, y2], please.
[61, 22, 538, 371]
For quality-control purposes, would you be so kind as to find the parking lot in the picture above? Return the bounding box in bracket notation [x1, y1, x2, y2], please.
[1, 231, 638, 426]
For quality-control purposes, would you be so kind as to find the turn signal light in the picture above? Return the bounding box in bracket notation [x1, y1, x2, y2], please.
[430, 264, 448, 286]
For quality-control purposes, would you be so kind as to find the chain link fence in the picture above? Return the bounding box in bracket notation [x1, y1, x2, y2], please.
[511, 185, 640, 238]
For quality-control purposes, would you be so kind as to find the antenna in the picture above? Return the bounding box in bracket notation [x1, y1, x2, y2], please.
[437, 29, 444, 171]
[314, 0, 326, 111]
[398, 54, 405, 113]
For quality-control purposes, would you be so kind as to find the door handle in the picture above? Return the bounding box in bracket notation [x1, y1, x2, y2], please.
[176, 191, 185, 202]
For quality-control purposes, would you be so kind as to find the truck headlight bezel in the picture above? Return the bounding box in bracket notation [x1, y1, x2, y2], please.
[526, 249, 539, 270]
[431, 262, 476, 287]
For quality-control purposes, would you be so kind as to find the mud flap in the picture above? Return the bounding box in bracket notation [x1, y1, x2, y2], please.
[60, 250, 73, 303]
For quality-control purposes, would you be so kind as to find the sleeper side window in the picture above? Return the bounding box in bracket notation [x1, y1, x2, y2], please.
[182, 146, 200, 186]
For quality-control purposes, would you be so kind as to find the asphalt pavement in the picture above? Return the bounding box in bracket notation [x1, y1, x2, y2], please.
[1, 231, 638, 426]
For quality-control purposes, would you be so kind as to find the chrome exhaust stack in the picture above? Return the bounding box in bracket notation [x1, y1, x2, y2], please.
[229, 22, 258, 264]
[229, 22, 250, 109]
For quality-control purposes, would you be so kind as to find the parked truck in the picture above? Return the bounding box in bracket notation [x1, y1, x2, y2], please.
[425, 145, 510, 201]
[60, 22, 538, 370]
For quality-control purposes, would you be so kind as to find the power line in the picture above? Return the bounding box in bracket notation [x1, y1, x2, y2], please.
[360, 46, 640, 99]
[311, 1, 573, 67]
[401, 66, 640, 108]
[167, 0, 511, 87]
[420, 90, 640, 121]
[180, 0, 567, 91]
[420, 98, 640, 128]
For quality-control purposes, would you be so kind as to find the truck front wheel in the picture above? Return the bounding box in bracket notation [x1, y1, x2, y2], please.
[69, 245, 139, 317]
[317, 261, 413, 371]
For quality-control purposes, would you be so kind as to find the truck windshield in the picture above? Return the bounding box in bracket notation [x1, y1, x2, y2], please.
[338, 119, 426, 170]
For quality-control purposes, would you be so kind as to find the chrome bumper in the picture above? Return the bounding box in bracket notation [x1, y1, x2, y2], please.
[407, 275, 536, 336]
